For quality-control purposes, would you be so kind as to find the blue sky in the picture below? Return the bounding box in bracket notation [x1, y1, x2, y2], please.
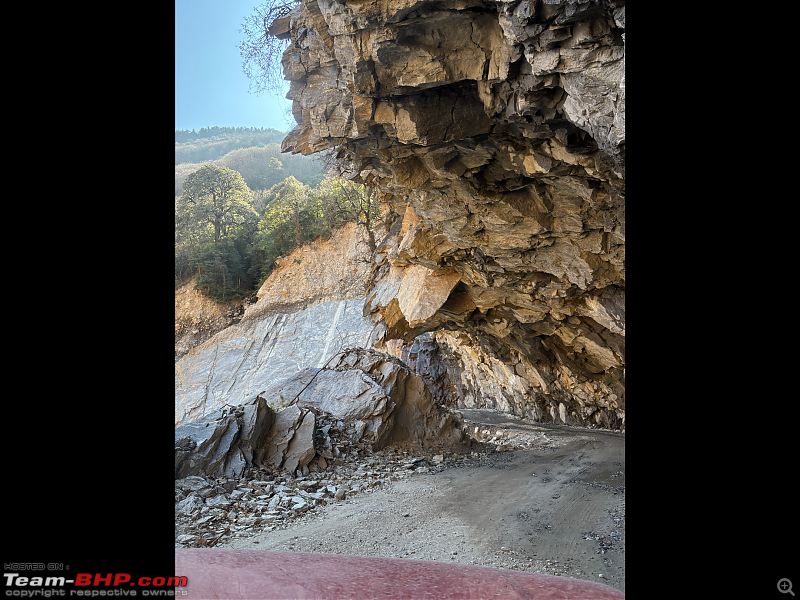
[175, 0, 293, 132]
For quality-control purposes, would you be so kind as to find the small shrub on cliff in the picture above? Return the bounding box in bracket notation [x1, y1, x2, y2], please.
[315, 178, 381, 254]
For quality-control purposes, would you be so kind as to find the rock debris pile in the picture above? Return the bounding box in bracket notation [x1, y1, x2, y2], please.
[175, 348, 471, 480]
[175, 427, 499, 548]
[176, 347, 499, 547]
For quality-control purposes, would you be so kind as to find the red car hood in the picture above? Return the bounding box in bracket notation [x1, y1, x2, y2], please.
[175, 549, 624, 599]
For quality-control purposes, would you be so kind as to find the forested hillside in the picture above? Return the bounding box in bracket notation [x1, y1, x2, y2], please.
[175, 126, 283, 163]
[175, 143, 324, 197]
[175, 128, 380, 303]
[175, 126, 323, 192]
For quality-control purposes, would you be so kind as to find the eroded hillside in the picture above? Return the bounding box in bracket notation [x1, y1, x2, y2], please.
[175, 280, 250, 360]
[175, 223, 380, 425]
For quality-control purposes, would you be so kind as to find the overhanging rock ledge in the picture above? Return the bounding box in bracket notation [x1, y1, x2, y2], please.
[279, 0, 625, 429]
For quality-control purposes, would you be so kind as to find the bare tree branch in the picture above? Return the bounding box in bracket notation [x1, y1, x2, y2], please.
[238, 0, 300, 97]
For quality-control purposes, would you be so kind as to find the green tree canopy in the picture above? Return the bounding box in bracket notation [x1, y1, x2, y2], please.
[316, 178, 381, 253]
[255, 175, 308, 253]
[217, 148, 285, 192]
[177, 165, 258, 243]
[175, 164, 385, 301]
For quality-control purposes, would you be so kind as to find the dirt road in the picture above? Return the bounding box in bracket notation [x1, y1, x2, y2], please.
[221, 410, 626, 593]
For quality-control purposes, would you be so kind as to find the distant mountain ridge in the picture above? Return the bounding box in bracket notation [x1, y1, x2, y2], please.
[175, 127, 324, 197]
[175, 126, 283, 144]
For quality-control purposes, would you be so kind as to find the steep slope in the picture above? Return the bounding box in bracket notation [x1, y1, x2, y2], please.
[175, 280, 250, 360]
[276, 0, 625, 428]
[175, 223, 380, 425]
[246, 222, 372, 321]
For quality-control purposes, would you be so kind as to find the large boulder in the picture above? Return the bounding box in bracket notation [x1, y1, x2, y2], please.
[175, 398, 277, 479]
[175, 412, 248, 480]
[175, 398, 320, 479]
[281, 348, 469, 452]
[175, 348, 470, 479]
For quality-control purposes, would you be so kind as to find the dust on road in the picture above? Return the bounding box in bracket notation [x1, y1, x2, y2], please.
[222, 410, 626, 593]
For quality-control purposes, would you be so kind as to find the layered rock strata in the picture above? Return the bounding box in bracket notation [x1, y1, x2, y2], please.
[175, 348, 468, 480]
[434, 328, 623, 428]
[244, 222, 372, 321]
[278, 0, 625, 428]
[175, 398, 322, 480]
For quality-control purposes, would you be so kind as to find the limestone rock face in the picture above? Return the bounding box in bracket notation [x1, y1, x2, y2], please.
[282, 410, 317, 473]
[263, 404, 318, 474]
[175, 298, 378, 426]
[436, 329, 623, 428]
[288, 348, 468, 451]
[279, 0, 625, 428]
[385, 333, 459, 408]
[245, 222, 371, 322]
[174, 397, 319, 479]
[175, 225, 378, 426]
[175, 397, 275, 480]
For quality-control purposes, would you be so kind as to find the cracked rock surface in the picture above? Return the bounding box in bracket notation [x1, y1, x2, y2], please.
[174, 300, 377, 425]
[175, 348, 470, 480]
[279, 0, 625, 429]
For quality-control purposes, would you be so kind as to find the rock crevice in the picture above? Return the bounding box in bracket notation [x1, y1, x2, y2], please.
[278, 0, 625, 428]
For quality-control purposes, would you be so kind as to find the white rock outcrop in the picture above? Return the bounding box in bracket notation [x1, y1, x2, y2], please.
[176, 223, 379, 425]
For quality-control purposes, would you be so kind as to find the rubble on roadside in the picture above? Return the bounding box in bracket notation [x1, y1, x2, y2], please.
[174, 350, 544, 549]
[175, 414, 501, 548]
[175, 348, 470, 481]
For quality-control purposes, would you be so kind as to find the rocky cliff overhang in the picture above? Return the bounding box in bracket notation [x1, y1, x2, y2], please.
[278, 0, 625, 428]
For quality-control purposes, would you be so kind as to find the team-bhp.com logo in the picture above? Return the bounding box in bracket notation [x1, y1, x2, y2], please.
[4, 573, 188, 597]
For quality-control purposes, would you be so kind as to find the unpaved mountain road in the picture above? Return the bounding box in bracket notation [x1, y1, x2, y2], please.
[222, 410, 626, 593]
